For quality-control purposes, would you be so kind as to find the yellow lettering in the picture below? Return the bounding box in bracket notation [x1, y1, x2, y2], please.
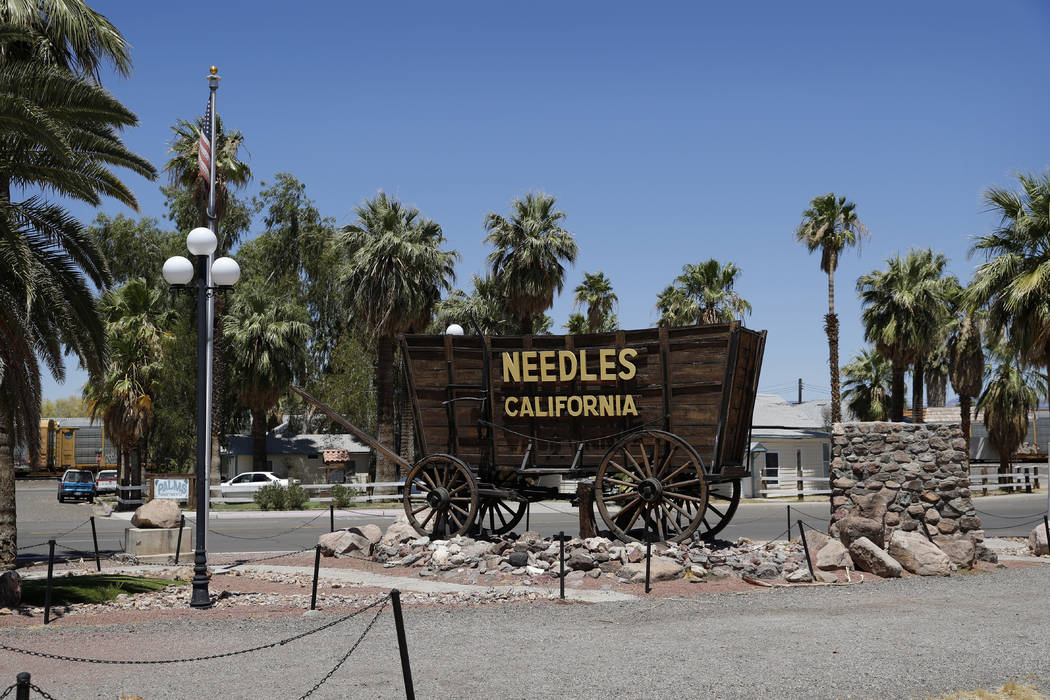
[615, 395, 621, 414]
[555, 395, 568, 417]
[520, 351, 538, 382]
[535, 396, 548, 417]
[567, 396, 583, 417]
[599, 348, 617, 380]
[519, 397, 534, 417]
[599, 395, 615, 415]
[583, 395, 598, 416]
[538, 351, 557, 381]
[505, 396, 519, 417]
[558, 350, 578, 381]
[579, 350, 598, 381]
[622, 394, 638, 416]
[618, 348, 638, 380]
[502, 352, 520, 382]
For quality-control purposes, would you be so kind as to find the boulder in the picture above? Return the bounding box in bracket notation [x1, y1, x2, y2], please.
[816, 540, 853, 571]
[793, 530, 829, 556]
[507, 551, 529, 567]
[131, 499, 181, 529]
[838, 515, 884, 549]
[887, 531, 950, 576]
[616, 556, 683, 583]
[1029, 525, 1049, 556]
[625, 542, 645, 563]
[380, 521, 418, 546]
[932, 535, 975, 569]
[784, 568, 813, 583]
[348, 524, 382, 545]
[566, 551, 595, 571]
[0, 571, 20, 608]
[318, 529, 374, 557]
[848, 537, 902, 578]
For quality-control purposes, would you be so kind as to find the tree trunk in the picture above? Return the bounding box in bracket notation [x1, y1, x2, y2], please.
[891, 363, 906, 422]
[825, 258, 842, 424]
[375, 336, 396, 495]
[960, 395, 972, 466]
[251, 407, 267, 472]
[912, 357, 924, 423]
[518, 316, 533, 336]
[925, 370, 947, 408]
[0, 406, 17, 569]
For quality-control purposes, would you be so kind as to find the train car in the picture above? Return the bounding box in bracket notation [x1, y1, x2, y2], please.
[33, 418, 118, 473]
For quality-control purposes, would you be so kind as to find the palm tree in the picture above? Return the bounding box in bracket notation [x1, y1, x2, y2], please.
[340, 192, 457, 490]
[164, 116, 251, 247]
[857, 249, 956, 422]
[948, 312, 984, 461]
[842, 347, 892, 421]
[573, 272, 618, 333]
[795, 193, 868, 424]
[0, 55, 154, 565]
[924, 346, 950, 408]
[485, 192, 577, 335]
[225, 284, 310, 471]
[968, 171, 1050, 407]
[978, 355, 1038, 485]
[564, 312, 588, 334]
[657, 259, 751, 327]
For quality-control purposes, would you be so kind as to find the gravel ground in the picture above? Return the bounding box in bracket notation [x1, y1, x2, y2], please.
[0, 564, 1047, 699]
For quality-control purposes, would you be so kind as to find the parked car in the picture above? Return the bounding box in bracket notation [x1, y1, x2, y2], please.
[95, 469, 118, 494]
[218, 471, 298, 498]
[57, 469, 96, 503]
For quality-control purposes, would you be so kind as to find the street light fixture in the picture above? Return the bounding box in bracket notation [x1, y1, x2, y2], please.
[162, 226, 239, 609]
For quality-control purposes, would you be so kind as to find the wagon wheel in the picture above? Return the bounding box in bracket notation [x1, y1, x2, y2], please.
[474, 496, 528, 536]
[594, 430, 709, 543]
[697, 479, 741, 540]
[403, 454, 479, 538]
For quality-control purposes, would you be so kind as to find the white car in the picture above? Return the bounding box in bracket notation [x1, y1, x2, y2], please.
[95, 469, 118, 494]
[219, 471, 297, 497]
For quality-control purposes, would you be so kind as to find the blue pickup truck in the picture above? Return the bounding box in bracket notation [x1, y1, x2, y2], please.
[57, 469, 96, 503]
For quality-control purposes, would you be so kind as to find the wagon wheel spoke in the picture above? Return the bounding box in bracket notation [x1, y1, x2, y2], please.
[605, 492, 636, 502]
[604, 477, 636, 489]
[664, 497, 694, 523]
[652, 506, 665, 541]
[656, 445, 678, 478]
[664, 478, 704, 490]
[637, 443, 653, 477]
[707, 503, 726, 519]
[664, 491, 703, 503]
[420, 508, 436, 529]
[661, 462, 691, 484]
[618, 454, 647, 481]
[659, 503, 682, 536]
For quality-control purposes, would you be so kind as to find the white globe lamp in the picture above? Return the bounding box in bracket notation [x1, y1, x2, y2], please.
[211, 257, 241, 287]
[162, 256, 194, 286]
[446, 323, 465, 336]
[186, 227, 217, 256]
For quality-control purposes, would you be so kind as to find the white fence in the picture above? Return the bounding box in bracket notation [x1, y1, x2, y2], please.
[968, 464, 1046, 494]
[208, 481, 405, 504]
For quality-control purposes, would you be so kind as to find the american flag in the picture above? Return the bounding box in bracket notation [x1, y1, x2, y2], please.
[198, 98, 212, 184]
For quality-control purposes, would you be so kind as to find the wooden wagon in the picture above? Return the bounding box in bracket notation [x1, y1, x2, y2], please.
[296, 322, 766, 543]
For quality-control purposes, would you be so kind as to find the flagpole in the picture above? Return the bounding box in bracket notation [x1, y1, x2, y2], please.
[205, 66, 219, 538]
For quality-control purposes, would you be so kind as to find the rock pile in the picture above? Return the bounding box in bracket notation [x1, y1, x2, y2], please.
[343, 524, 812, 584]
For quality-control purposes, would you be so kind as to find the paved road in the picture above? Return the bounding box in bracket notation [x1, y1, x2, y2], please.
[1, 563, 1048, 698]
[15, 481, 1050, 560]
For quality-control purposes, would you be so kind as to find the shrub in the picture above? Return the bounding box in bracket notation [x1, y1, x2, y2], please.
[254, 483, 287, 511]
[286, 483, 309, 510]
[329, 484, 354, 509]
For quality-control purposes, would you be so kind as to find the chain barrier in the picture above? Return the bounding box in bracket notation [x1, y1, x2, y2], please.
[0, 684, 13, 699]
[223, 546, 315, 568]
[29, 683, 58, 700]
[0, 595, 390, 665]
[979, 516, 1047, 532]
[972, 507, 1049, 520]
[201, 510, 327, 540]
[17, 520, 90, 551]
[297, 598, 388, 699]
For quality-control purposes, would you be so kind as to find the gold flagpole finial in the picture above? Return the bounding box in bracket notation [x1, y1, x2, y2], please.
[209, 66, 218, 75]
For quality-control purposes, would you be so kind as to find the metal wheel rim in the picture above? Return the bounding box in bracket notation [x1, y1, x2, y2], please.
[594, 430, 709, 543]
[475, 497, 527, 536]
[697, 479, 741, 540]
[403, 454, 478, 537]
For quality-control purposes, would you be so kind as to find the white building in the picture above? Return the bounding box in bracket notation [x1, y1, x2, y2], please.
[223, 431, 370, 484]
[745, 394, 832, 498]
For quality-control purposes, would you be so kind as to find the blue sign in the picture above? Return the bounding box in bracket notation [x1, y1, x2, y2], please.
[154, 478, 190, 501]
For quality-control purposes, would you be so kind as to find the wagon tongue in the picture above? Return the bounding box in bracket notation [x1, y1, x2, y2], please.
[637, 478, 664, 503]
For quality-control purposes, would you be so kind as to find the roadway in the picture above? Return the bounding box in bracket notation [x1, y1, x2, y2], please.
[14, 480, 1049, 560]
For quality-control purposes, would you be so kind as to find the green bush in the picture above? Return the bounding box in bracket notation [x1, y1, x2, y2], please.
[286, 483, 308, 510]
[254, 483, 287, 511]
[329, 483, 354, 509]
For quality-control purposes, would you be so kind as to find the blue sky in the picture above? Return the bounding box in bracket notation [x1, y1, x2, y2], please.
[48, 0, 1050, 402]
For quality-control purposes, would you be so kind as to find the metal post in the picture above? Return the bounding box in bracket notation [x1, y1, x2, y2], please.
[15, 672, 29, 700]
[44, 540, 55, 624]
[797, 521, 815, 581]
[390, 589, 415, 700]
[645, 539, 652, 594]
[525, 502, 530, 532]
[89, 516, 101, 572]
[786, 505, 791, 536]
[174, 514, 185, 565]
[329, 503, 335, 533]
[311, 545, 321, 610]
[558, 531, 565, 600]
[190, 251, 211, 609]
[1043, 516, 1049, 556]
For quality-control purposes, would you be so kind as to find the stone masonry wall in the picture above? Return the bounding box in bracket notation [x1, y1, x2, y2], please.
[830, 422, 981, 539]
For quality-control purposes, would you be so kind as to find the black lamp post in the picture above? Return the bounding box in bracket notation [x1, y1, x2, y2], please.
[162, 226, 240, 608]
